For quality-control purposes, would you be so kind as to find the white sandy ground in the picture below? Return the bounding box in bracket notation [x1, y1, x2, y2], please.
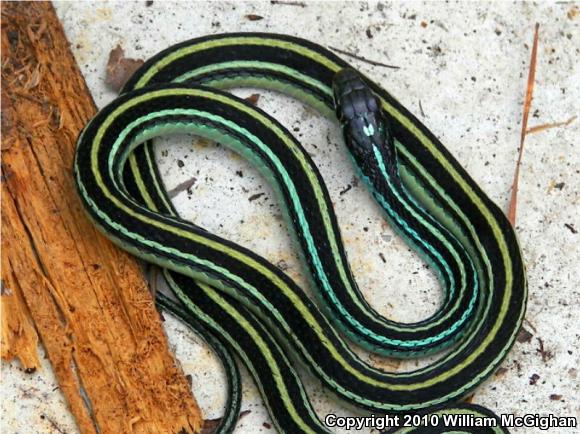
[2, 2, 578, 433]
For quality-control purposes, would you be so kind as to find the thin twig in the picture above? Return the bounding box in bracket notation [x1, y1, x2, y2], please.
[167, 177, 197, 198]
[508, 23, 539, 226]
[328, 46, 400, 70]
[526, 115, 576, 134]
[270, 0, 306, 7]
[419, 99, 425, 117]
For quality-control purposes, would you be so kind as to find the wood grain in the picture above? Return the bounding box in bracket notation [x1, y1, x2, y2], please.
[1, 2, 203, 433]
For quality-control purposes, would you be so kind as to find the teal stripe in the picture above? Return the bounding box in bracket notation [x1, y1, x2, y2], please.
[370, 145, 478, 339]
[174, 60, 333, 100]
[108, 109, 455, 349]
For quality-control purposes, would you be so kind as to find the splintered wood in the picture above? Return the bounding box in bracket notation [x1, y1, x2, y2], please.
[1, 3, 203, 433]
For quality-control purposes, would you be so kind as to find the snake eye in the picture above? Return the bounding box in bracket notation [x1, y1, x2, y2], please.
[332, 68, 361, 122]
[366, 92, 379, 113]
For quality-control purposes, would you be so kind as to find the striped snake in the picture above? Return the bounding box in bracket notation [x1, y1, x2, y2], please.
[74, 33, 526, 433]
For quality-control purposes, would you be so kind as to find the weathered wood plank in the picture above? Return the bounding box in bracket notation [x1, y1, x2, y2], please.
[1, 3, 203, 433]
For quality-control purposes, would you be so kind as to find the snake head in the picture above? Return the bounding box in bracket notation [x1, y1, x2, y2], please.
[333, 69, 397, 177]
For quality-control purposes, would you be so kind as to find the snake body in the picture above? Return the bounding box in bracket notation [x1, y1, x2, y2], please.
[74, 33, 526, 433]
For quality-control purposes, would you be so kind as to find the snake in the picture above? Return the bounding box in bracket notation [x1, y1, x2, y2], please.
[73, 33, 527, 433]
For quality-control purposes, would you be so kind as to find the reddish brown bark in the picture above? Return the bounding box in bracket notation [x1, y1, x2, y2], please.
[1, 2, 203, 433]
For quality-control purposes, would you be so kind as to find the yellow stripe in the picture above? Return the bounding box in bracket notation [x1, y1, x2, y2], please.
[128, 153, 158, 212]
[379, 98, 514, 386]
[87, 84, 518, 397]
[135, 36, 342, 89]
[89, 88, 402, 390]
[135, 36, 387, 333]
[199, 282, 320, 434]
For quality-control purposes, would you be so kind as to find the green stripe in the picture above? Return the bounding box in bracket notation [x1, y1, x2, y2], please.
[74, 33, 525, 433]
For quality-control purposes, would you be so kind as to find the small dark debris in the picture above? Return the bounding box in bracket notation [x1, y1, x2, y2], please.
[549, 394, 563, 401]
[366, 28, 373, 39]
[236, 170, 244, 177]
[432, 20, 448, 32]
[524, 319, 538, 333]
[145, 1, 153, 6]
[201, 417, 222, 434]
[39, 413, 66, 434]
[245, 14, 264, 21]
[203, 409, 250, 433]
[263, 422, 272, 429]
[554, 182, 565, 190]
[328, 46, 400, 70]
[249, 192, 265, 202]
[24, 367, 37, 374]
[245, 93, 261, 105]
[516, 327, 533, 343]
[177, 160, 185, 168]
[239, 409, 251, 420]
[418, 100, 425, 117]
[463, 393, 474, 404]
[105, 45, 144, 92]
[270, 0, 306, 7]
[536, 337, 553, 362]
[564, 223, 577, 234]
[495, 29, 502, 36]
[495, 367, 508, 377]
[339, 184, 352, 195]
[529, 373, 540, 385]
[378, 252, 386, 263]
[167, 177, 197, 198]
[420, 21, 428, 28]
[427, 45, 443, 56]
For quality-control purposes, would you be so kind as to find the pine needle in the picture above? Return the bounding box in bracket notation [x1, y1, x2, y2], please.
[508, 23, 540, 226]
[526, 115, 576, 135]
